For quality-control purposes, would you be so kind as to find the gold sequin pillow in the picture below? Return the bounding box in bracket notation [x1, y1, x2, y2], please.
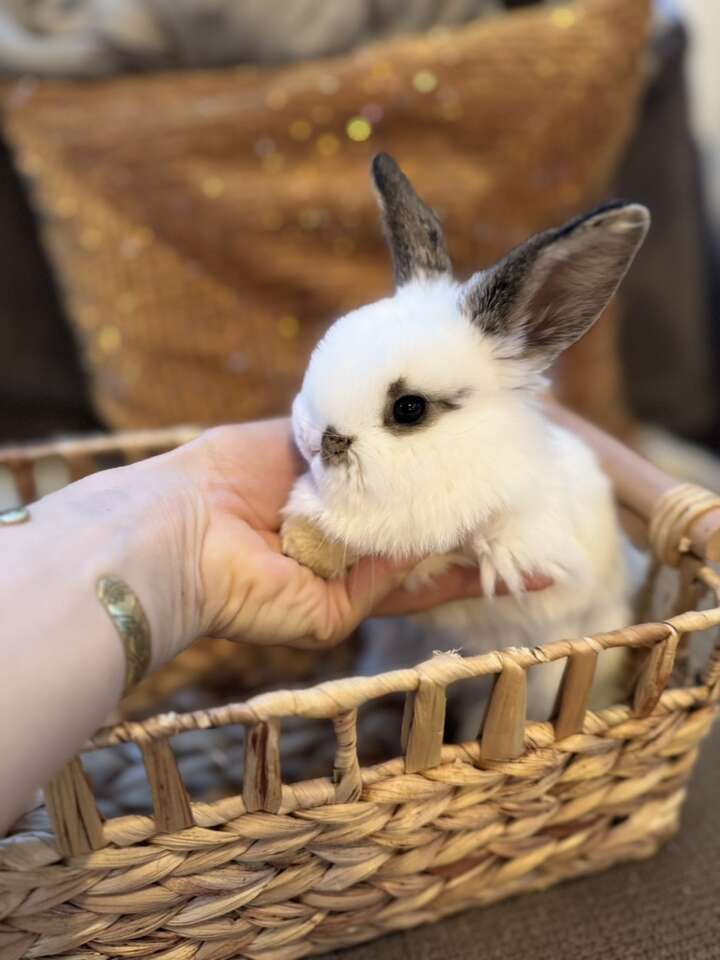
[4, 0, 649, 430]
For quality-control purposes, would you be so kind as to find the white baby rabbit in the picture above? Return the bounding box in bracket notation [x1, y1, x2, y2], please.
[282, 153, 650, 736]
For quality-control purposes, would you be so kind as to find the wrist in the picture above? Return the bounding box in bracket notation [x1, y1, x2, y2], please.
[26, 457, 204, 671]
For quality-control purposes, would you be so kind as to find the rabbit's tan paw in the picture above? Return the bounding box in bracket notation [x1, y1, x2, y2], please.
[281, 515, 353, 579]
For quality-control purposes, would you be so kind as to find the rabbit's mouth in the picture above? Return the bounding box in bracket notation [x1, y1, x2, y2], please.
[311, 444, 362, 494]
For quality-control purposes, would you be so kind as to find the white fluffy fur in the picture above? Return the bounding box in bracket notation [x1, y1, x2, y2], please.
[285, 276, 637, 731]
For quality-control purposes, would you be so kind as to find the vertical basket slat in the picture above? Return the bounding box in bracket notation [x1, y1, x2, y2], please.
[480, 660, 527, 761]
[634, 627, 680, 716]
[553, 645, 598, 739]
[6, 459, 36, 505]
[668, 558, 704, 685]
[332, 711, 362, 803]
[65, 452, 100, 483]
[44, 757, 103, 857]
[139, 738, 194, 833]
[402, 678, 446, 774]
[243, 720, 282, 813]
[703, 647, 720, 687]
[698, 567, 720, 686]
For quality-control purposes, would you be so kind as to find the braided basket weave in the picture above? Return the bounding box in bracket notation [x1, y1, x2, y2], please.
[2, 409, 720, 960]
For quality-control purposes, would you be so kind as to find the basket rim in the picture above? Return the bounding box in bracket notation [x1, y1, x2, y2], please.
[87, 580, 720, 750]
[0, 425, 202, 462]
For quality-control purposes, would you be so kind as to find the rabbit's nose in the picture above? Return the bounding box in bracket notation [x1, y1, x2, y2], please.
[321, 427, 353, 466]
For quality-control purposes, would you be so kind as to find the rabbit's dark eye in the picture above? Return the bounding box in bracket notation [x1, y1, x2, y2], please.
[392, 394, 427, 425]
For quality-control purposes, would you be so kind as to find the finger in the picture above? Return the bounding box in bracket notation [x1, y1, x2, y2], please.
[285, 557, 552, 648]
[313, 555, 418, 644]
[374, 566, 554, 617]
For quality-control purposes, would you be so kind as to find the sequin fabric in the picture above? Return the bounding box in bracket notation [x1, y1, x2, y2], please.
[3, 0, 650, 429]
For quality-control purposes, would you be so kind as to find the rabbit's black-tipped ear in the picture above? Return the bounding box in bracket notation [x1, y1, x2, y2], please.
[461, 201, 650, 368]
[371, 153, 452, 286]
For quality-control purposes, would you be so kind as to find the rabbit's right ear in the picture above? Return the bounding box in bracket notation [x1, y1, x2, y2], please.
[371, 153, 452, 287]
[460, 201, 650, 370]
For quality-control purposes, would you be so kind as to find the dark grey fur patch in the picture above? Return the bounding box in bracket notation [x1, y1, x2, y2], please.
[371, 153, 452, 287]
[321, 426, 353, 467]
[382, 377, 467, 436]
[461, 201, 650, 366]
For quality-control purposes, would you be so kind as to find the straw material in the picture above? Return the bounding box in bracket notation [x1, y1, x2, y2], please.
[1, 420, 720, 959]
[2, 0, 649, 437]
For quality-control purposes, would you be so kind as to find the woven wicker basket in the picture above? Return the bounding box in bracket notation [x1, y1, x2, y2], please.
[2, 409, 720, 960]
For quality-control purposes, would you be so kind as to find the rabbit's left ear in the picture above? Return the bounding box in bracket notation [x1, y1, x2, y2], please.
[460, 201, 650, 368]
[371, 153, 452, 286]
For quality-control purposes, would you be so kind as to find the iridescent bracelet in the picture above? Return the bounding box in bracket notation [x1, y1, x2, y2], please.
[0, 506, 30, 526]
[96, 576, 152, 692]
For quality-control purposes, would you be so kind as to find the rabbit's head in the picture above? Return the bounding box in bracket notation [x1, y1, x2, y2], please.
[291, 153, 649, 557]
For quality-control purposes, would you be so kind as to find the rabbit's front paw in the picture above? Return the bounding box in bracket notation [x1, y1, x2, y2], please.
[471, 534, 527, 597]
[280, 515, 354, 579]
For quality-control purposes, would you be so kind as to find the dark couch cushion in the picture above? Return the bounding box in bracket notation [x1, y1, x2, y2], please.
[0, 137, 98, 442]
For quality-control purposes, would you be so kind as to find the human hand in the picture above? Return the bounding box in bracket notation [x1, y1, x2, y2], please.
[155, 419, 552, 656]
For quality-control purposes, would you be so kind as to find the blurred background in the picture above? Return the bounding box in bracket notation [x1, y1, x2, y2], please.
[0, 0, 719, 488]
